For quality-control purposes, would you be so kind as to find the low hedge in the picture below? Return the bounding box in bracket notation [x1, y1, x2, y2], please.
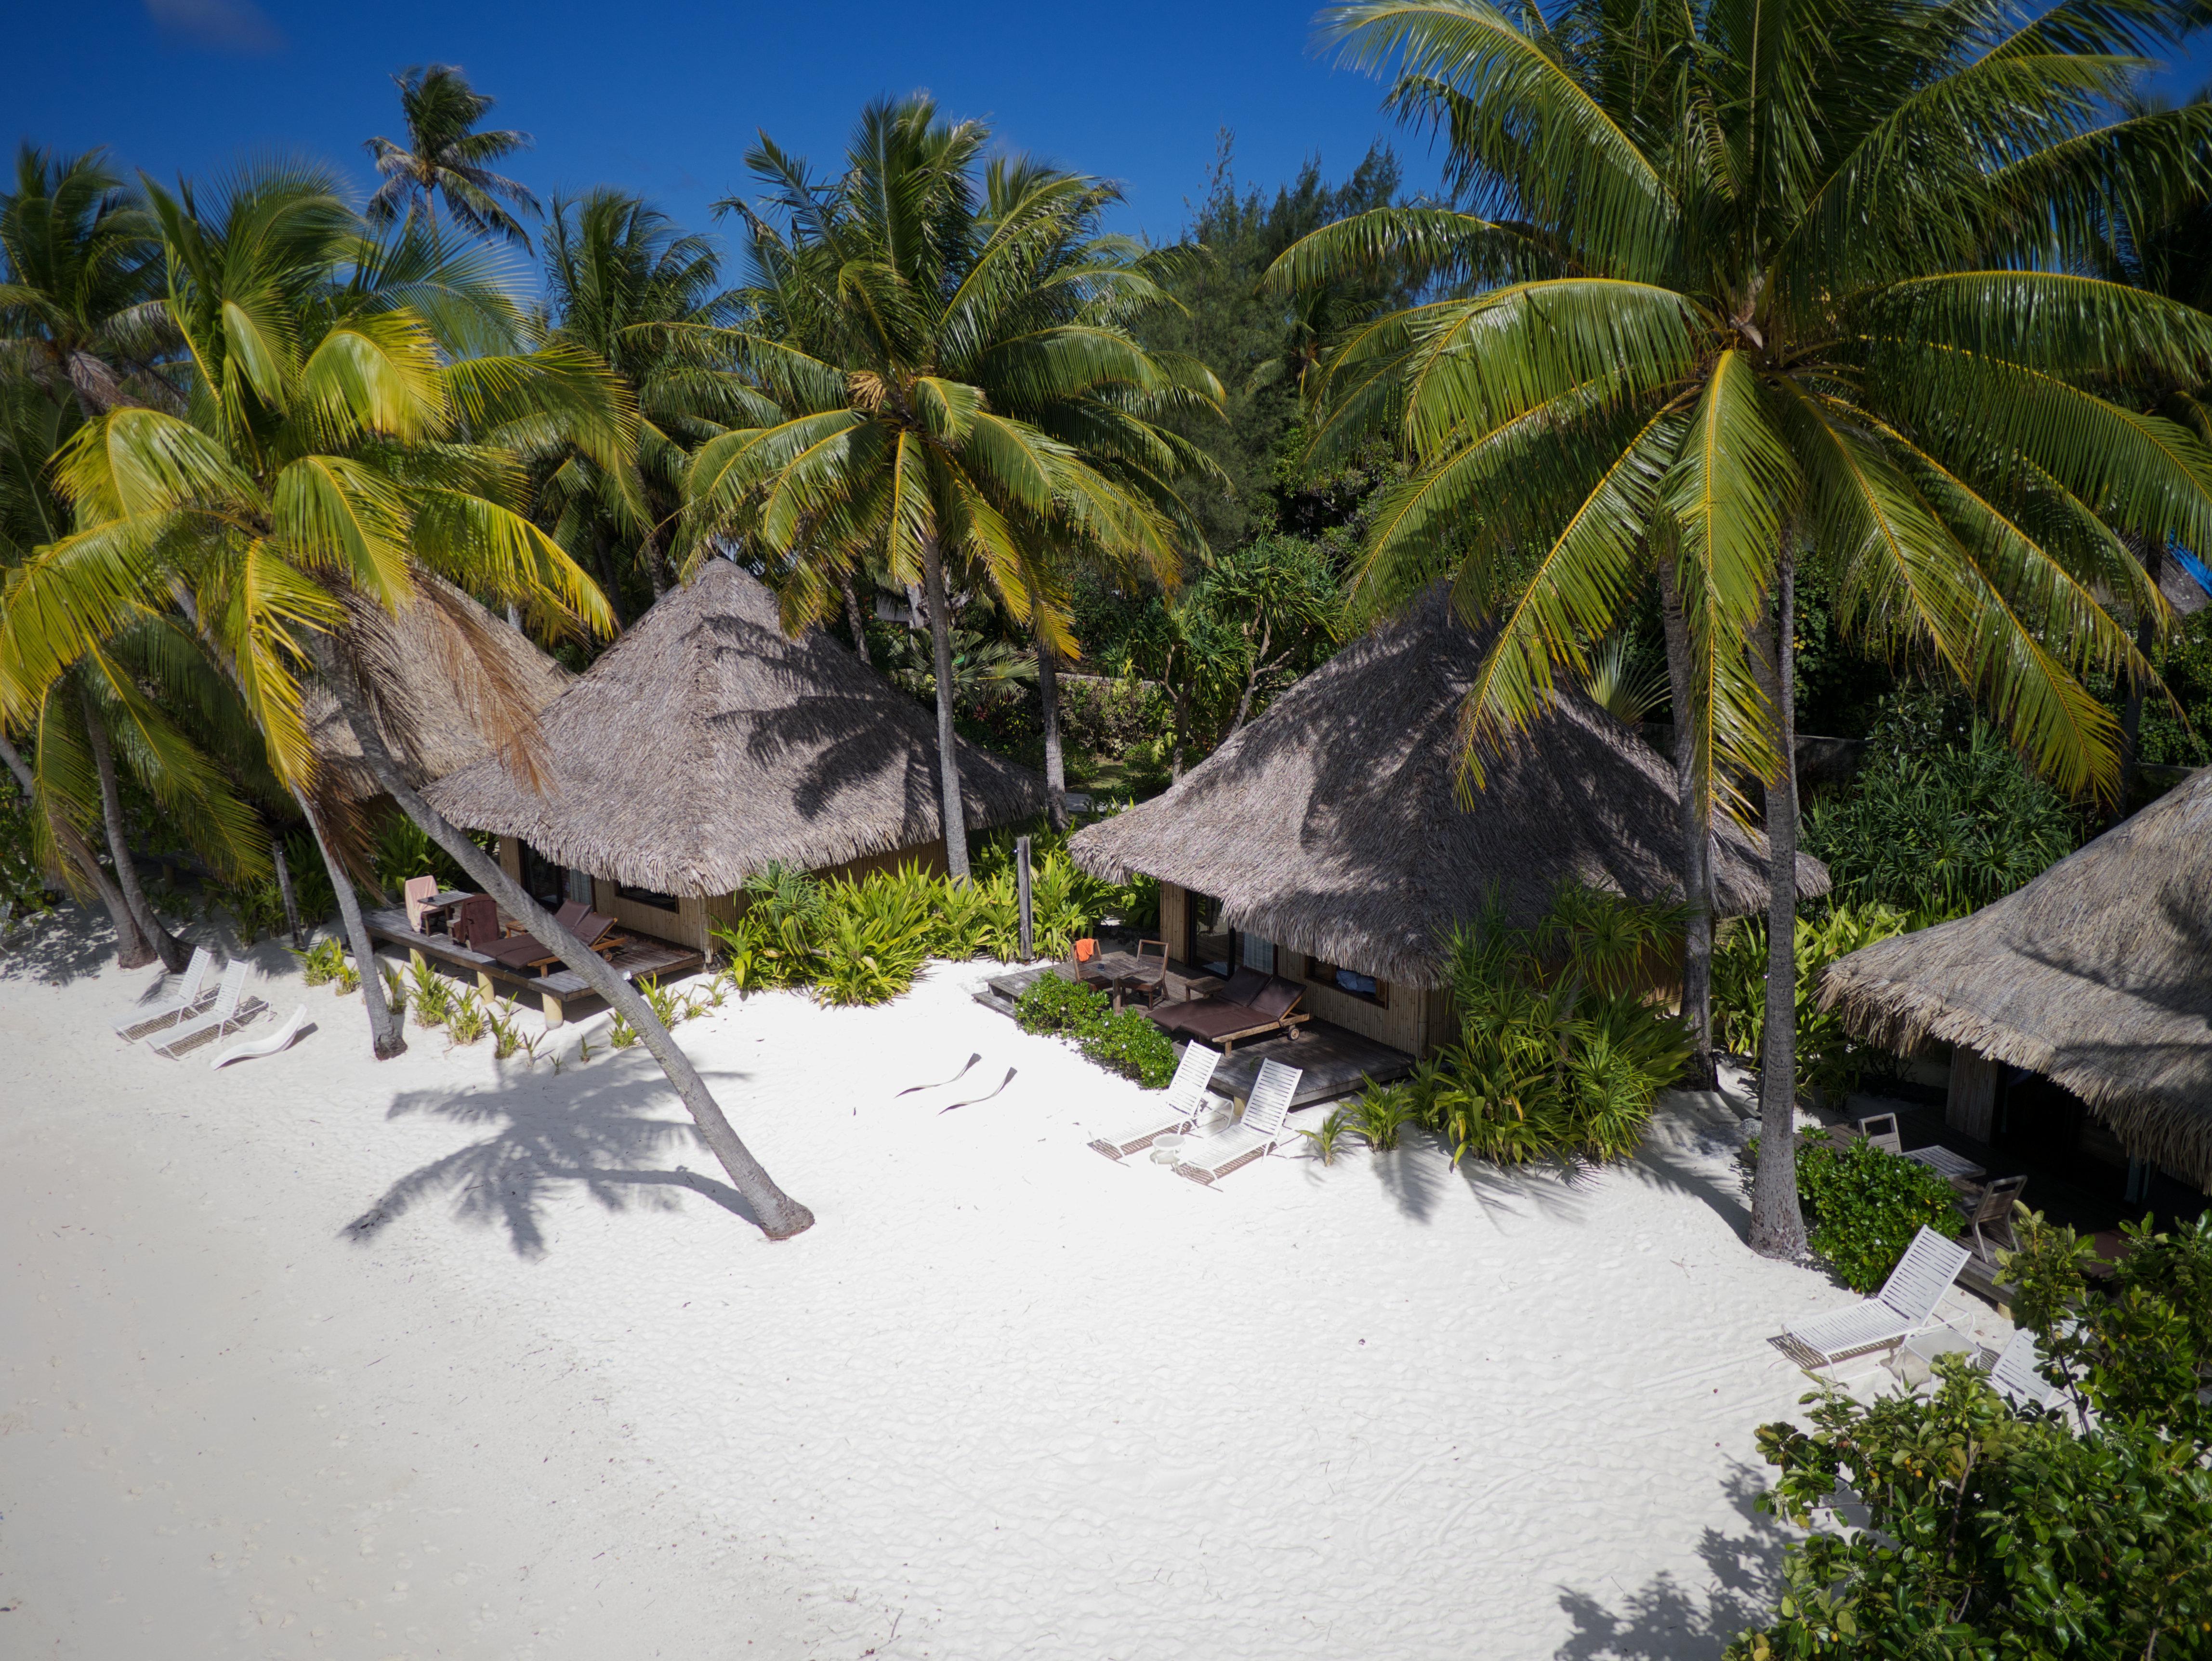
[1014, 975, 1178, 1089]
[1791, 1131, 1963, 1291]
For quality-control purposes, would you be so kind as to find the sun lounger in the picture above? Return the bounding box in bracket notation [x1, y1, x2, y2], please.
[1776, 1226, 1973, 1368]
[149, 959, 265, 1059]
[475, 905, 627, 975]
[1986, 1329, 2062, 1410]
[1148, 966, 1310, 1054]
[114, 945, 216, 1041]
[1087, 1041, 1223, 1160]
[211, 1003, 308, 1069]
[1173, 1057, 1302, 1186]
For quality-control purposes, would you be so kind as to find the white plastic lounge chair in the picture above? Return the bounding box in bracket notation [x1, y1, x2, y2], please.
[210, 1003, 308, 1070]
[1776, 1226, 1973, 1368]
[114, 945, 216, 1041]
[1173, 1057, 1302, 1186]
[148, 960, 264, 1059]
[1087, 1041, 1223, 1160]
[1987, 1329, 2062, 1410]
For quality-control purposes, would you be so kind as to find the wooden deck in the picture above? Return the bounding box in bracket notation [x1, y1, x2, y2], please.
[975, 963, 1414, 1109]
[364, 907, 704, 1026]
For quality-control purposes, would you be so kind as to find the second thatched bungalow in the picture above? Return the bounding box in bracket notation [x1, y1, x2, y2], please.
[1069, 587, 1829, 1059]
[425, 557, 1046, 953]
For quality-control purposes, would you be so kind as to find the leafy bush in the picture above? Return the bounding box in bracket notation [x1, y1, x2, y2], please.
[291, 936, 344, 987]
[370, 814, 492, 898]
[1712, 902, 1909, 1094]
[1803, 715, 2082, 926]
[0, 792, 61, 922]
[1786, 1132, 1962, 1292]
[1013, 973, 1176, 1085]
[445, 989, 488, 1046]
[213, 877, 290, 944]
[404, 957, 452, 1028]
[1349, 1081, 1415, 1150]
[1731, 1212, 2212, 1659]
[1409, 885, 1694, 1168]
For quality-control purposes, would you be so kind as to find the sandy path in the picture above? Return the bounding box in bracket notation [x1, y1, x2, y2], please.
[2, 921, 1892, 1658]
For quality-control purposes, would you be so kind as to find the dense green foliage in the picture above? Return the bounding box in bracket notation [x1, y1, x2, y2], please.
[1012, 973, 1178, 1088]
[1786, 1133, 1963, 1292]
[1398, 886, 1694, 1167]
[1713, 903, 1911, 1094]
[1804, 716, 2085, 926]
[1733, 1213, 2212, 1657]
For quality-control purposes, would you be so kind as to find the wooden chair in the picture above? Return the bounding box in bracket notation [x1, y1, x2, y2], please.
[402, 875, 440, 933]
[1856, 1112, 1904, 1155]
[1119, 938, 1169, 1008]
[1955, 1173, 2028, 1261]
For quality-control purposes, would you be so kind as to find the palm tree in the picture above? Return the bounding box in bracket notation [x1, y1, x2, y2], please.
[365, 65, 539, 247]
[1273, 0, 2212, 1255]
[533, 189, 776, 607]
[689, 99, 1210, 875]
[0, 164, 813, 1239]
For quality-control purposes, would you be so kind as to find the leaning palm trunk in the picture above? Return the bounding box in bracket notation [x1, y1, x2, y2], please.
[1657, 564, 1717, 1088]
[297, 785, 406, 1058]
[1749, 554, 1807, 1259]
[0, 727, 153, 966]
[1035, 632, 1067, 831]
[79, 680, 188, 973]
[314, 639, 816, 1240]
[921, 539, 972, 881]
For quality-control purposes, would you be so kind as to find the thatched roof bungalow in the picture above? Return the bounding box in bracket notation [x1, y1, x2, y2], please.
[1069, 587, 1829, 1058]
[426, 557, 1046, 950]
[1822, 766, 2212, 1190]
[307, 576, 573, 808]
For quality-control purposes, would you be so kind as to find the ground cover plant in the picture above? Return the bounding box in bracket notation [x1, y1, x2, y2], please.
[1013, 973, 1178, 1087]
[1406, 886, 1694, 1168]
[1731, 1213, 2212, 1657]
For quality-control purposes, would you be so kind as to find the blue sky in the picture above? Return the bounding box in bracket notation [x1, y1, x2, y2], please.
[2, 0, 1443, 252]
[8, 0, 2211, 261]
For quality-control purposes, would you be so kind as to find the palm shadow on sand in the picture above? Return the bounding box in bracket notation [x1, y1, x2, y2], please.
[344, 1053, 761, 1256]
[1551, 1460, 1791, 1659]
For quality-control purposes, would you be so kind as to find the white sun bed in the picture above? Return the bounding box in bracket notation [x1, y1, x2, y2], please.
[114, 945, 216, 1041]
[211, 1003, 308, 1070]
[1172, 1057, 1302, 1186]
[1088, 1041, 1223, 1160]
[149, 960, 265, 1059]
[1987, 1329, 2062, 1410]
[1776, 1226, 1972, 1368]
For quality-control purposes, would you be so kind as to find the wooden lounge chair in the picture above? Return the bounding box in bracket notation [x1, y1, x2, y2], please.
[1986, 1329, 2061, 1410]
[476, 903, 628, 975]
[211, 1004, 308, 1070]
[1775, 1226, 1973, 1368]
[1087, 1041, 1223, 1160]
[1173, 1057, 1302, 1186]
[1148, 967, 1310, 1055]
[114, 945, 216, 1041]
[1955, 1173, 2028, 1262]
[149, 960, 266, 1059]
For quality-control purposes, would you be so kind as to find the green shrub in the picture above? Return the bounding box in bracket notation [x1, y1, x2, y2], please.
[291, 936, 343, 987]
[1078, 1007, 1177, 1087]
[445, 989, 488, 1046]
[371, 814, 491, 898]
[1712, 901, 1910, 1095]
[0, 792, 60, 923]
[1300, 1107, 1356, 1165]
[1782, 1131, 1962, 1292]
[405, 957, 452, 1028]
[1350, 1081, 1415, 1151]
[1014, 972, 1109, 1037]
[1410, 885, 1694, 1168]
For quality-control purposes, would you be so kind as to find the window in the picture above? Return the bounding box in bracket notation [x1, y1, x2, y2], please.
[617, 882, 682, 912]
[517, 842, 566, 911]
[1187, 889, 1234, 977]
[1304, 954, 1388, 1007]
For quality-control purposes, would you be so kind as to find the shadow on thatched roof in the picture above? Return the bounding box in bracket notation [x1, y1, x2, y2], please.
[1068, 585, 1828, 989]
[423, 558, 1044, 895]
[1822, 766, 2212, 1187]
[308, 576, 573, 806]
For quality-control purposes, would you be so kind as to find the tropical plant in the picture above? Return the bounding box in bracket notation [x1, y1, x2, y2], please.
[1349, 1080, 1415, 1150]
[404, 956, 451, 1028]
[290, 934, 347, 987]
[1273, 0, 2212, 1255]
[445, 988, 488, 1045]
[1300, 1106, 1358, 1165]
[687, 98, 1218, 879]
[1713, 902, 1911, 1095]
[364, 65, 538, 245]
[1755, 1131, 1963, 1292]
[0, 162, 813, 1237]
[483, 994, 525, 1059]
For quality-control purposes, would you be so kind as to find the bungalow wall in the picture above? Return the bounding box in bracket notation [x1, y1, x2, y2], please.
[1156, 880, 1456, 1058]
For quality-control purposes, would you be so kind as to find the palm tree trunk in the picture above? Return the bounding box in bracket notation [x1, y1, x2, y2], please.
[1749, 552, 1808, 1260]
[294, 786, 406, 1057]
[2118, 537, 2162, 817]
[79, 679, 188, 973]
[313, 636, 815, 1240]
[841, 569, 873, 668]
[1657, 563, 1717, 1089]
[1036, 631, 1067, 831]
[0, 728, 152, 966]
[921, 538, 972, 882]
[271, 830, 305, 949]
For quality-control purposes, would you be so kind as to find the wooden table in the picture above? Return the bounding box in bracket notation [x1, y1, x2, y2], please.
[1905, 1145, 1987, 1183]
[414, 888, 472, 936]
[1080, 949, 1165, 1010]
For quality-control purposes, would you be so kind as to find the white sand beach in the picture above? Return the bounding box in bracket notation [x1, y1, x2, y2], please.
[0, 921, 1972, 1659]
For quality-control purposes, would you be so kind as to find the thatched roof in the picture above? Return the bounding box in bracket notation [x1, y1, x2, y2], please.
[1068, 586, 1830, 988]
[424, 558, 1046, 894]
[1822, 766, 2212, 1187]
[308, 577, 572, 805]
